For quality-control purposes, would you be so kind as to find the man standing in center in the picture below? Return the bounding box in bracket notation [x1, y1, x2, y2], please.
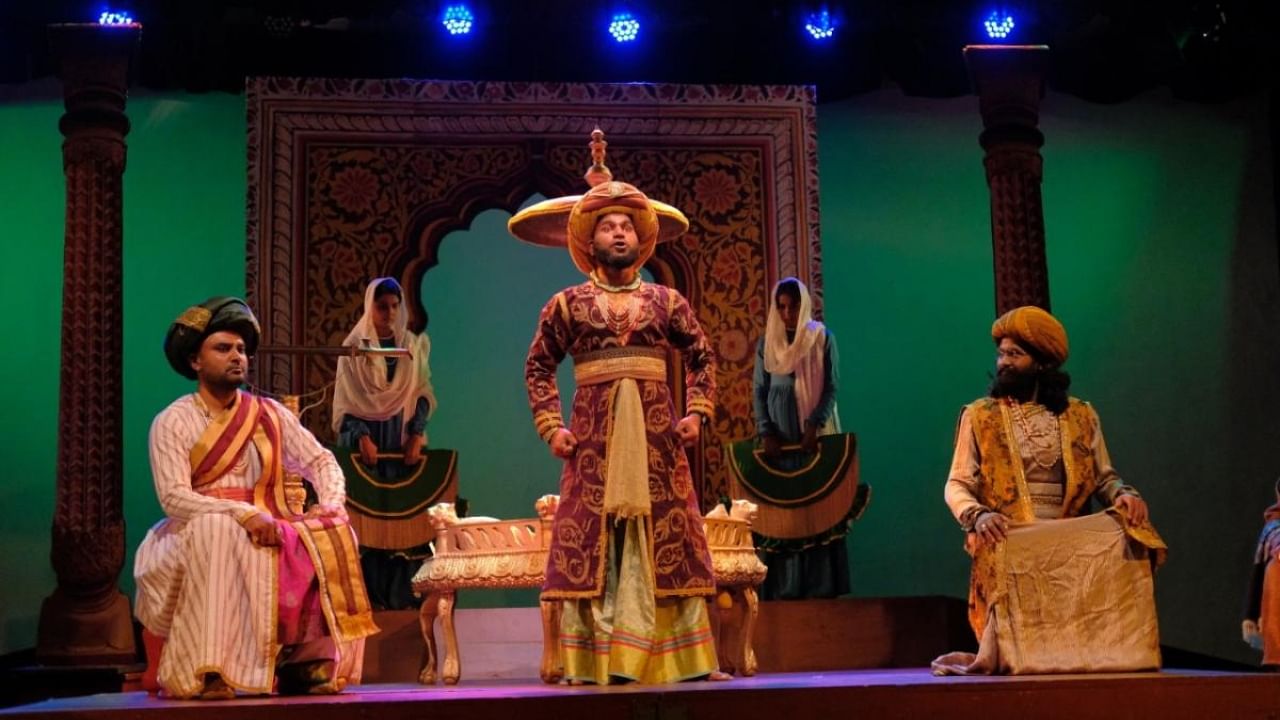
[520, 180, 724, 684]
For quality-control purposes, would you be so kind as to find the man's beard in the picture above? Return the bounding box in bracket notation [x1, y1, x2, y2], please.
[593, 244, 637, 270]
[202, 369, 245, 393]
[988, 368, 1039, 402]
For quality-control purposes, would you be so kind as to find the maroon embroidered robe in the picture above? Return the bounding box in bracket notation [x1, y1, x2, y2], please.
[525, 281, 717, 599]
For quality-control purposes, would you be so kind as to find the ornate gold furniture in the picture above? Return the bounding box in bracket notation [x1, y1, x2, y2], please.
[412, 497, 767, 684]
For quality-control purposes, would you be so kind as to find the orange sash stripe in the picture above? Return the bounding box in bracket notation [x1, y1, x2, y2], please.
[251, 400, 291, 518]
[292, 517, 378, 644]
[190, 392, 258, 489]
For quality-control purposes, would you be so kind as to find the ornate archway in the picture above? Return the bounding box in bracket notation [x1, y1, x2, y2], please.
[246, 77, 823, 505]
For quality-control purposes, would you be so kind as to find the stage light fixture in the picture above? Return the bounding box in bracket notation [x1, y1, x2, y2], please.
[804, 9, 837, 40]
[98, 10, 135, 26]
[608, 12, 640, 43]
[983, 11, 1016, 40]
[441, 4, 474, 36]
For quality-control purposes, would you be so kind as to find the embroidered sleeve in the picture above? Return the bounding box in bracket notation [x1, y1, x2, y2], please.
[668, 290, 716, 421]
[526, 292, 571, 442]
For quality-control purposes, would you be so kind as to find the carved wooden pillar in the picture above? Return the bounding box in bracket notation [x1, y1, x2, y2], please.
[964, 44, 1051, 314]
[36, 23, 140, 664]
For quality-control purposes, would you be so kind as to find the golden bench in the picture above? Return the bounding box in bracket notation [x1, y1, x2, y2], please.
[411, 496, 767, 684]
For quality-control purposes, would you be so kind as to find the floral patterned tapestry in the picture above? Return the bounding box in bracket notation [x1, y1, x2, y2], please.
[246, 78, 823, 508]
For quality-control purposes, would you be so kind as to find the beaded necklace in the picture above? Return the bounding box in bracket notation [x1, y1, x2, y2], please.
[590, 271, 643, 338]
[590, 270, 642, 293]
[1007, 398, 1062, 470]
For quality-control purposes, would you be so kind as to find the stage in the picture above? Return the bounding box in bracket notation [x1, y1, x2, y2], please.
[6, 600, 1275, 718]
[3, 668, 1278, 720]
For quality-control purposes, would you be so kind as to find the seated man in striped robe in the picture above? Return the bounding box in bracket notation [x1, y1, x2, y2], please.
[133, 297, 378, 699]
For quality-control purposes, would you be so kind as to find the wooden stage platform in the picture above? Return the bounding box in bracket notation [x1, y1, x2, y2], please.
[3, 668, 1278, 720]
[4, 598, 1275, 718]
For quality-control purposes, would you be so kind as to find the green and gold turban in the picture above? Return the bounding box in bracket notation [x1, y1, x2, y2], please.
[163, 297, 261, 380]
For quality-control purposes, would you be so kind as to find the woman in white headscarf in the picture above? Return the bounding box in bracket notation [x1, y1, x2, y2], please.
[752, 277, 848, 599]
[332, 277, 437, 608]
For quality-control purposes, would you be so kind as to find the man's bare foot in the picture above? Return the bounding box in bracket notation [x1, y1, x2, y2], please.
[199, 673, 235, 700]
[706, 670, 732, 681]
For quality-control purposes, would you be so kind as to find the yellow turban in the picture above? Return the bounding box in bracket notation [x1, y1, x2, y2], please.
[991, 306, 1069, 365]
[566, 181, 661, 276]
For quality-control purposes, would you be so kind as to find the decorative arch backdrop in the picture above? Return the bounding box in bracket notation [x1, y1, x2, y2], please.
[245, 77, 825, 506]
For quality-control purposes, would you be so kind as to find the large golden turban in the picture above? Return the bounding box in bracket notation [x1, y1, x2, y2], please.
[565, 181, 661, 276]
[507, 180, 689, 276]
[991, 305, 1068, 366]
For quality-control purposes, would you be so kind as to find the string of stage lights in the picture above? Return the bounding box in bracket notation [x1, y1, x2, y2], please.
[94, 4, 1030, 45]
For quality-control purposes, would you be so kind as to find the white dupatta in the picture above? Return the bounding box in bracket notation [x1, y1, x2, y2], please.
[330, 278, 437, 443]
[762, 277, 839, 435]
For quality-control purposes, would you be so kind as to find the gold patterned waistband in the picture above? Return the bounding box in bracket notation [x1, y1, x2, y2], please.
[574, 347, 668, 385]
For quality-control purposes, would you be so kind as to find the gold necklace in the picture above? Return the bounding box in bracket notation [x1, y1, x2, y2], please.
[598, 291, 641, 337]
[1008, 399, 1062, 469]
[590, 271, 642, 293]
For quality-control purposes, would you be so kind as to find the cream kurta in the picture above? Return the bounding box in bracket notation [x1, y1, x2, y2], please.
[134, 395, 347, 697]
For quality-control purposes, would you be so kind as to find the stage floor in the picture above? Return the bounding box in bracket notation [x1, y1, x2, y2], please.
[4, 668, 1278, 720]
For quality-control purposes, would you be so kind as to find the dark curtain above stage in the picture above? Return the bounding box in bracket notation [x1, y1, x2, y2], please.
[1, 1, 1274, 104]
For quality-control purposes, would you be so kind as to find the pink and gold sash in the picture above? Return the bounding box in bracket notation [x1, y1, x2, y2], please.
[189, 391, 378, 644]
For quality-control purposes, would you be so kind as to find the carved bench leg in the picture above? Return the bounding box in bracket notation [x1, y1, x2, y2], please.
[439, 592, 460, 685]
[539, 599, 564, 684]
[740, 586, 760, 677]
[418, 592, 441, 685]
[713, 590, 738, 676]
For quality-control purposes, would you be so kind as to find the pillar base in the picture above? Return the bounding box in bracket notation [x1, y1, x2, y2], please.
[35, 589, 137, 665]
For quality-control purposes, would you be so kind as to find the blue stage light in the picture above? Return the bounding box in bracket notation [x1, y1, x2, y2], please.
[983, 11, 1016, 40]
[608, 12, 640, 43]
[440, 4, 474, 35]
[804, 9, 837, 40]
[97, 10, 135, 26]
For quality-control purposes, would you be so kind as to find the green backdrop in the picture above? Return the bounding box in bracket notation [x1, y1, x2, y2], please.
[0, 86, 1275, 665]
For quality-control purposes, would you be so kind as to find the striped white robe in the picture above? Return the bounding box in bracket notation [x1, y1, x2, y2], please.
[134, 394, 348, 698]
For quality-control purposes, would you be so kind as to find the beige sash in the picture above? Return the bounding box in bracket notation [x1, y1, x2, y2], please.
[602, 378, 651, 519]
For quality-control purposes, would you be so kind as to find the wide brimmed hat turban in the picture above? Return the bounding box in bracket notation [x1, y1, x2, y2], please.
[991, 305, 1068, 366]
[164, 297, 261, 380]
[507, 180, 689, 276]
